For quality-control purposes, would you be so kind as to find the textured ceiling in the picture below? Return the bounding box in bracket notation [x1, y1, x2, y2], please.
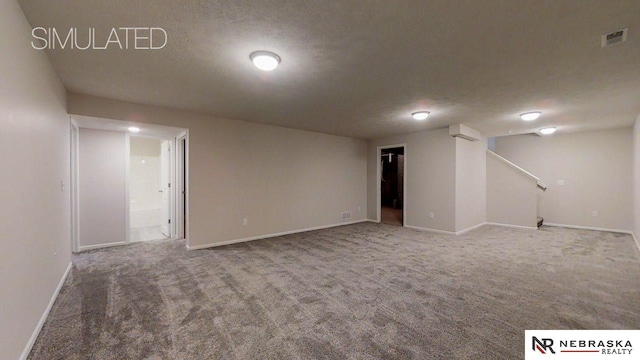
[18, 0, 640, 139]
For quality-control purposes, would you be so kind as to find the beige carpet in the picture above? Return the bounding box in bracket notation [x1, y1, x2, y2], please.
[29, 223, 640, 359]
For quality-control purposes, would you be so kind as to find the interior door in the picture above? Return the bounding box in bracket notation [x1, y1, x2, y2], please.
[160, 140, 171, 237]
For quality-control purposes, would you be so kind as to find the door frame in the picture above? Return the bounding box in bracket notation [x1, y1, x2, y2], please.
[70, 119, 80, 252]
[376, 144, 407, 226]
[158, 139, 173, 237]
[175, 131, 189, 243]
[124, 132, 131, 243]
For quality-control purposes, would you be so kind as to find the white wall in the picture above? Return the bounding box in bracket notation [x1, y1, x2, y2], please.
[130, 137, 162, 213]
[78, 128, 127, 248]
[495, 128, 633, 231]
[68, 94, 368, 248]
[454, 136, 487, 232]
[368, 128, 457, 232]
[130, 136, 162, 157]
[633, 116, 640, 243]
[0, 1, 71, 359]
[486, 151, 538, 228]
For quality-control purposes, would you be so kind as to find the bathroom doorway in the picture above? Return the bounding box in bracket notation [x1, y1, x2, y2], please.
[129, 136, 172, 242]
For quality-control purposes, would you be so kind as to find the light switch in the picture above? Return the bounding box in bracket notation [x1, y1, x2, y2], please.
[557, 180, 565, 186]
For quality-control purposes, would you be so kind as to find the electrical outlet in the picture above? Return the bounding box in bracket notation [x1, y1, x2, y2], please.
[429, 212, 435, 219]
[358, 206, 362, 212]
[341, 212, 351, 220]
[592, 211, 598, 217]
[242, 218, 248, 226]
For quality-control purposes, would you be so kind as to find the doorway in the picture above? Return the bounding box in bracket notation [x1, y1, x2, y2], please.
[128, 136, 172, 242]
[379, 145, 405, 226]
[70, 115, 189, 251]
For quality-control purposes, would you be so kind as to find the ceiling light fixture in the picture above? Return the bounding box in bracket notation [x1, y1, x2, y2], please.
[250, 51, 281, 71]
[539, 127, 557, 135]
[128, 126, 140, 133]
[412, 111, 430, 120]
[520, 111, 542, 121]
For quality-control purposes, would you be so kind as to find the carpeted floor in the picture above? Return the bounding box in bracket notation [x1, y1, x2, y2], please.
[29, 223, 640, 359]
[381, 206, 403, 226]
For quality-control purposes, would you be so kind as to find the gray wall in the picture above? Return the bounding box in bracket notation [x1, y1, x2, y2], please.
[454, 136, 487, 232]
[486, 152, 538, 228]
[495, 128, 633, 231]
[0, 1, 71, 358]
[368, 128, 488, 234]
[79, 128, 127, 249]
[368, 128, 457, 232]
[68, 93, 368, 248]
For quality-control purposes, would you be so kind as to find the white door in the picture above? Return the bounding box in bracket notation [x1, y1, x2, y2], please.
[160, 140, 171, 237]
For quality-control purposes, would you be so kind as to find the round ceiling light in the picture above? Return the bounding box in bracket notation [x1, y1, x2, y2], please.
[520, 111, 542, 121]
[128, 126, 141, 133]
[539, 127, 557, 135]
[250, 51, 281, 71]
[412, 111, 430, 120]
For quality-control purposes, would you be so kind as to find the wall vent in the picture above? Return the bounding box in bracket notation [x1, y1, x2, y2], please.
[601, 28, 628, 47]
[341, 212, 351, 220]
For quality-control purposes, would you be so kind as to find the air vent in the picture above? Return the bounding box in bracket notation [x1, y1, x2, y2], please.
[601, 28, 628, 47]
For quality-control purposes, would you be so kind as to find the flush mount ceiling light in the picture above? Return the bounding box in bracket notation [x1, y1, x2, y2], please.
[539, 127, 557, 135]
[412, 111, 430, 120]
[520, 111, 542, 121]
[128, 126, 140, 133]
[250, 51, 281, 71]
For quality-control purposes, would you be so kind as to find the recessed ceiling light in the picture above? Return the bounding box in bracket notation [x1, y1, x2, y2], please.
[520, 112, 541, 121]
[539, 127, 557, 135]
[250, 51, 281, 71]
[128, 126, 140, 133]
[412, 111, 430, 120]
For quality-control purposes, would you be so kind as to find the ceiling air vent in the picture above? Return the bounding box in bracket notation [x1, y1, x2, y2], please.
[601, 28, 628, 47]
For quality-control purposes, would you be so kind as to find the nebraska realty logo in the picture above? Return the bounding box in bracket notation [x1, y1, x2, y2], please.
[31, 27, 167, 50]
[525, 330, 639, 359]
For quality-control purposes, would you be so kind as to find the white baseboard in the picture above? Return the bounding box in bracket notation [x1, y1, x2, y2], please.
[186, 220, 369, 250]
[19, 262, 72, 360]
[485, 222, 538, 231]
[404, 224, 456, 235]
[366, 219, 379, 223]
[78, 241, 127, 252]
[455, 222, 488, 235]
[543, 222, 633, 235]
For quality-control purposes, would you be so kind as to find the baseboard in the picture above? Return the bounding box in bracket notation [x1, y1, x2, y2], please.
[19, 262, 72, 360]
[78, 241, 127, 252]
[186, 220, 369, 250]
[366, 219, 379, 223]
[404, 224, 456, 235]
[543, 222, 633, 235]
[455, 222, 488, 235]
[485, 222, 538, 231]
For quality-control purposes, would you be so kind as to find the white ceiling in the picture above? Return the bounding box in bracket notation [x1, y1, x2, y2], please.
[19, 0, 640, 139]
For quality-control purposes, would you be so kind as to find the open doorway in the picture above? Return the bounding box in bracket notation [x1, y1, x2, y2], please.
[379, 146, 405, 226]
[70, 115, 189, 252]
[128, 136, 173, 242]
